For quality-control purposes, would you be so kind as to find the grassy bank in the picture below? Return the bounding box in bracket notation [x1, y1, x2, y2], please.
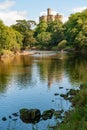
[54, 83, 87, 130]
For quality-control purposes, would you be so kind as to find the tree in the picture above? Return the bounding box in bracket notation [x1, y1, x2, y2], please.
[48, 20, 64, 46]
[12, 20, 36, 48]
[0, 20, 23, 52]
[12, 20, 32, 33]
[23, 31, 36, 48]
[36, 32, 51, 49]
[64, 9, 87, 50]
[34, 21, 48, 36]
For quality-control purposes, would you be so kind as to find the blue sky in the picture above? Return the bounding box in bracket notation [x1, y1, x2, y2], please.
[0, 0, 87, 26]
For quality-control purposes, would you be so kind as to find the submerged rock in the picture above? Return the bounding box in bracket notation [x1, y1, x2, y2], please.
[20, 108, 41, 124]
[59, 87, 63, 89]
[54, 110, 64, 119]
[12, 112, 19, 117]
[42, 109, 54, 120]
[12, 119, 17, 121]
[54, 93, 59, 96]
[2, 117, 7, 121]
[9, 116, 12, 119]
[60, 93, 68, 100]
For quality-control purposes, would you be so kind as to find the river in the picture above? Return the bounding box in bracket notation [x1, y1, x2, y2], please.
[0, 51, 87, 130]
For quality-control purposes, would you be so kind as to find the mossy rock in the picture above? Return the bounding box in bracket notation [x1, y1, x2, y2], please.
[54, 110, 64, 120]
[67, 89, 79, 96]
[20, 108, 41, 124]
[42, 109, 55, 120]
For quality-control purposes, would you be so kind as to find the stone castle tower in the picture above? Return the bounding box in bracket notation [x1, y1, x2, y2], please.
[39, 8, 62, 22]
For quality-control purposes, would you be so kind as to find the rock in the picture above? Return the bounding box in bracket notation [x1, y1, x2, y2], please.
[12, 112, 19, 117]
[2, 117, 7, 121]
[60, 93, 68, 100]
[67, 89, 79, 96]
[59, 87, 63, 89]
[42, 109, 54, 120]
[20, 108, 41, 123]
[66, 88, 69, 90]
[54, 110, 64, 119]
[54, 93, 59, 96]
[9, 116, 12, 119]
[12, 119, 17, 121]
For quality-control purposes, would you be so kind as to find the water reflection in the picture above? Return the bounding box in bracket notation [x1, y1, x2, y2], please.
[0, 52, 87, 95]
[65, 53, 87, 84]
[0, 52, 87, 130]
[0, 52, 87, 96]
[37, 57, 64, 88]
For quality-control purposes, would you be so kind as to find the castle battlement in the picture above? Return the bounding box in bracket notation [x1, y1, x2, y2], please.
[39, 8, 62, 22]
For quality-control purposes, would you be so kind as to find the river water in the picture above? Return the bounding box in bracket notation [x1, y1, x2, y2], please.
[0, 51, 87, 130]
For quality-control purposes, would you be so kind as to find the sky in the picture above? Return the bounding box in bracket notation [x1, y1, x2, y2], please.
[0, 0, 87, 26]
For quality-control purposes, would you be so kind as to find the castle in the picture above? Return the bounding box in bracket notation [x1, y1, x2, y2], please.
[39, 8, 62, 22]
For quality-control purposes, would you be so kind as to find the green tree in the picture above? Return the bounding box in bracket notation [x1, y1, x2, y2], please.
[75, 20, 87, 49]
[47, 20, 64, 46]
[5, 27, 23, 51]
[12, 20, 31, 33]
[34, 21, 48, 36]
[34, 20, 64, 49]
[36, 32, 51, 49]
[64, 9, 87, 50]
[0, 20, 23, 52]
[23, 31, 36, 48]
[12, 20, 36, 48]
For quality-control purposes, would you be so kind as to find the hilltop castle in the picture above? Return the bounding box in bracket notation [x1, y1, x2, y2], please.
[39, 8, 62, 22]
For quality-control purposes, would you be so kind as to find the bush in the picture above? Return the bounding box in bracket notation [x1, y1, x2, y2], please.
[58, 40, 67, 50]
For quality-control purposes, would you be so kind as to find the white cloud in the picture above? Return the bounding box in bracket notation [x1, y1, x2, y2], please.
[0, 0, 28, 26]
[0, 10, 27, 26]
[62, 6, 87, 23]
[72, 7, 87, 13]
[0, 0, 15, 10]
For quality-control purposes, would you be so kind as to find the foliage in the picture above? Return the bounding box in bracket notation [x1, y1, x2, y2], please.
[47, 20, 64, 46]
[54, 83, 87, 130]
[34, 20, 64, 49]
[0, 21, 23, 52]
[23, 31, 36, 48]
[58, 40, 67, 50]
[12, 20, 35, 33]
[34, 21, 48, 36]
[12, 20, 36, 48]
[0, 9, 87, 52]
[64, 9, 87, 50]
[36, 32, 51, 49]
[0, 49, 14, 56]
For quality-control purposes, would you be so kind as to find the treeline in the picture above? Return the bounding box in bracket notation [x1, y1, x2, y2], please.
[0, 9, 87, 54]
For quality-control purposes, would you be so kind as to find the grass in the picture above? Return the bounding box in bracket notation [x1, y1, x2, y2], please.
[54, 83, 87, 130]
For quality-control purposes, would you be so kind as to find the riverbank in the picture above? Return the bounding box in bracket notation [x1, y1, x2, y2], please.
[53, 83, 87, 130]
[1, 48, 87, 60]
[0, 50, 63, 61]
[0, 50, 39, 61]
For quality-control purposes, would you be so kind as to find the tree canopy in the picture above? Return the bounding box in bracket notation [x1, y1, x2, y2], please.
[64, 9, 87, 50]
[0, 9, 87, 53]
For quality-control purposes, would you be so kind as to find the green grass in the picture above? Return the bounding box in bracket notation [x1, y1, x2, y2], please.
[54, 83, 87, 130]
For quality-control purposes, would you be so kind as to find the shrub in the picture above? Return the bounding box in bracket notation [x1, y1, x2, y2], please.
[58, 40, 67, 50]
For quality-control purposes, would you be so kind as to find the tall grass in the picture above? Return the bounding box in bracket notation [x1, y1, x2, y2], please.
[55, 83, 87, 130]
